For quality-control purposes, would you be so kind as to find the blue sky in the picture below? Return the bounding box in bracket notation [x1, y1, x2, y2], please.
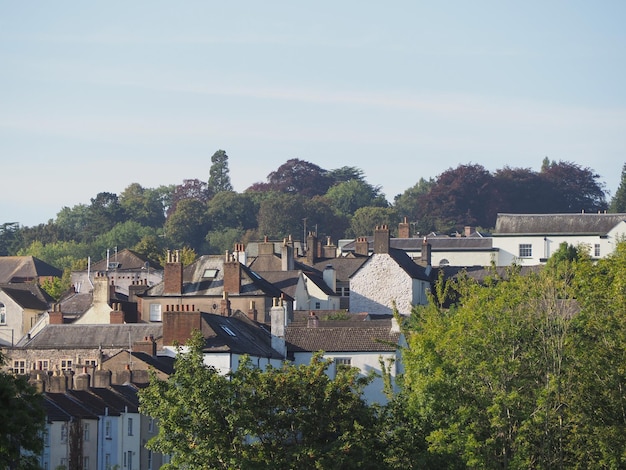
[1, 1, 625, 227]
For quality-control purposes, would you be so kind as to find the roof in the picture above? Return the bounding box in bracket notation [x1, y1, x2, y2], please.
[311, 257, 368, 281]
[349, 248, 431, 282]
[17, 323, 163, 349]
[494, 213, 626, 235]
[0, 283, 51, 309]
[143, 255, 288, 300]
[199, 311, 283, 359]
[104, 350, 175, 376]
[90, 248, 162, 272]
[286, 322, 400, 353]
[0, 256, 62, 283]
[44, 393, 99, 421]
[342, 236, 494, 252]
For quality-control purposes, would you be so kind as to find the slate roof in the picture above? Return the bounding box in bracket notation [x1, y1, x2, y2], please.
[311, 257, 368, 281]
[17, 324, 163, 349]
[88, 387, 139, 413]
[0, 283, 52, 309]
[90, 248, 162, 271]
[341, 236, 494, 252]
[494, 213, 626, 235]
[44, 393, 99, 421]
[199, 311, 283, 359]
[286, 321, 400, 353]
[104, 350, 175, 376]
[143, 255, 288, 300]
[0, 256, 62, 283]
[66, 389, 121, 416]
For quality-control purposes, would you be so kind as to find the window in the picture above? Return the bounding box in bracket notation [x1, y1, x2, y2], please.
[335, 357, 352, 366]
[83, 456, 89, 470]
[105, 419, 111, 439]
[595, 244, 601, 257]
[12, 360, 26, 374]
[335, 287, 350, 297]
[519, 244, 532, 258]
[315, 302, 321, 309]
[61, 423, 68, 443]
[84, 423, 90, 441]
[148, 417, 155, 433]
[60, 359, 72, 371]
[128, 417, 133, 436]
[127, 450, 133, 470]
[149, 303, 162, 322]
[85, 359, 97, 367]
[37, 360, 49, 371]
[203, 268, 219, 278]
[105, 454, 111, 470]
[43, 428, 50, 447]
[0, 302, 6, 324]
[147, 450, 153, 470]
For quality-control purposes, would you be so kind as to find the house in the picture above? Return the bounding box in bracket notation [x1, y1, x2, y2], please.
[137, 250, 290, 325]
[0, 255, 62, 284]
[0, 283, 52, 347]
[492, 212, 626, 265]
[71, 248, 163, 297]
[286, 312, 403, 404]
[349, 225, 432, 316]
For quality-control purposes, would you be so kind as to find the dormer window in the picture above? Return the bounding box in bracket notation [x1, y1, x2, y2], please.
[107, 262, 120, 270]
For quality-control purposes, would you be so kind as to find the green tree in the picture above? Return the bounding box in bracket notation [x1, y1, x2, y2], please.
[119, 183, 166, 228]
[256, 192, 306, 240]
[609, 162, 626, 212]
[0, 351, 45, 470]
[207, 150, 233, 199]
[0, 222, 22, 256]
[325, 179, 388, 218]
[164, 199, 210, 253]
[206, 191, 258, 232]
[248, 159, 334, 197]
[349, 207, 398, 237]
[392, 177, 434, 232]
[139, 332, 382, 470]
[206, 228, 245, 255]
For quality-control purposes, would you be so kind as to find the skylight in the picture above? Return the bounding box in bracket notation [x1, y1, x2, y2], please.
[221, 325, 237, 336]
[203, 268, 219, 278]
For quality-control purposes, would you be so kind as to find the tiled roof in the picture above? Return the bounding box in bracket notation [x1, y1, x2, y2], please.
[494, 213, 626, 235]
[0, 283, 51, 309]
[44, 393, 98, 420]
[19, 324, 163, 349]
[0, 256, 62, 283]
[311, 258, 367, 281]
[342, 236, 494, 252]
[286, 323, 400, 353]
[90, 248, 162, 271]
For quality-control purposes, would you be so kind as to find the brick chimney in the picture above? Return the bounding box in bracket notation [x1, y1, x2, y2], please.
[398, 217, 410, 239]
[421, 237, 432, 266]
[233, 242, 247, 265]
[464, 226, 475, 237]
[110, 303, 125, 324]
[49, 303, 64, 324]
[306, 232, 318, 264]
[133, 335, 157, 356]
[163, 309, 202, 346]
[307, 311, 319, 328]
[220, 292, 232, 316]
[270, 297, 288, 358]
[323, 264, 336, 292]
[355, 237, 369, 256]
[374, 225, 390, 254]
[258, 236, 275, 255]
[113, 364, 132, 385]
[223, 251, 241, 295]
[163, 250, 183, 295]
[93, 272, 111, 305]
[128, 279, 149, 303]
[247, 300, 258, 322]
[322, 236, 337, 259]
[49, 370, 68, 393]
[74, 367, 91, 391]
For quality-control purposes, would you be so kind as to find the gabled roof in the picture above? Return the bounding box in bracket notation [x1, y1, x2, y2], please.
[350, 248, 431, 282]
[66, 389, 121, 416]
[104, 350, 175, 376]
[90, 248, 162, 272]
[0, 283, 51, 310]
[311, 257, 367, 281]
[88, 387, 139, 413]
[494, 213, 626, 235]
[199, 311, 283, 359]
[0, 256, 62, 283]
[44, 393, 99, 421]
[286, 321, 400, 353]
[17, 324, 163, 349]
[143, 255, 288, 300]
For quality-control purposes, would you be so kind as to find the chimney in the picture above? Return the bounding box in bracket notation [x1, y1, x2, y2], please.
[233, 243, 247, 265]
[306, 232, 318, 264]
[74, 367, 91, 391]
[163, 309, 202, 346]
[113, 364, 132, 385]
[163, 250, 183, 295]
[223, 251, 242, 295]
[220, 292, 232, 316]
[374, 225, 390, 254]
[421, 237, 432, 266]
[258, 236, 275, 255]
[355, 237, 369, 256]
[93, 272, 111, 305]
[398, 217, 410, 239]
[49, 303, 64, 325]
[93, 368, 112, 388]
[270, 297, 288, 358]
[307, 311, 319, 328]
[248, 301, 258, 322]
[30, 374, 45, 393]
[281, 238, 295, 271]
[128, 280, 149, 303]
[322, 236, 337, 259]
[49, 370, 68, 393]
[323, 264, 336, 292]
[110, 303, 125, 324]
[464, 226, 474, 237]
[133, 335, 157, 357]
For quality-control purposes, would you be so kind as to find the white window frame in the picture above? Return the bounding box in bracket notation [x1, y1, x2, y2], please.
[0, 302, 6, 324]
[149, 303, 162, 322]
[61, 359, 73, 371]
[128, 417, 133, 436]
[594, 243, 601, 257]
[518, 243, 532, 258]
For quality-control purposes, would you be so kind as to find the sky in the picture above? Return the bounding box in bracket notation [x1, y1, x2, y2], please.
[1, 1, 625, 227]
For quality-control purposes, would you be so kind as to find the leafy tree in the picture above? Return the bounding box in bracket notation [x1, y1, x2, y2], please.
[349, 207, 398, 237]
[393, 177, 434, 230]
[41, 268, 72, 301]
[207, 150, 233, 199]
[609, 162, 626, 213]
[54, 204, 90, 241]
[164, 199, 210, 253]
[84, 192, 127, 241]
[17, 240, 90, 272]
[493, 166, 551, 214]
[206, 191, 259, 232]
[325, 179, 388, 218]
[256, 192, 306, 240]
[168, 179, 209, 217]
[249, 159, 334, 197]
[119, 183, 166, 228]
[132, 234, 167, 264]
[0, 222, 22, 256]
[302, 196, 350, 242]
[0, 351, 45, 470]
[139, 332, 382, 470]
[92, 221, 160, 259]
[206, 228, 245, 255]
[540, 160, 607, 213]
[327, 166, 367, 184]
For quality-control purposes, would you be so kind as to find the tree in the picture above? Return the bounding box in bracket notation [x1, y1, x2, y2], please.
[0, 351, 45, 470]
[139, 332, 382, 470]
[327, 166, 367, 184]
[207, 150, 233, 199]
[248, 159, 334, 197]
[540, 160, 607, 213]
[164, 199, 210, 253]
[206, 191, 259, 232]
[349, 207, 398, 237]
[84, 192, 127, 242]
[256, 192, 306, 240]
[119, 183, 166, 228]
[325, 179, 388, 218]
[0, 222, 22, 256]
[393, 177, 434, 230]
[609, 163, 626, 213]
[493, 166, 551, 214]
[168, 179, 209, 217]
